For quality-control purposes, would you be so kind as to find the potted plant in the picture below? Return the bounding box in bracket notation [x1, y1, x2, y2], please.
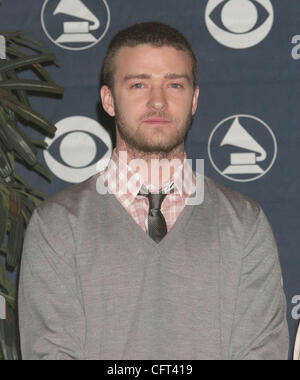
[0, 31, 63, 360]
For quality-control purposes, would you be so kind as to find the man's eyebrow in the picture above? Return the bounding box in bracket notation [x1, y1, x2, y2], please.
[123, 74, 151, 82]
[123, 73, 191, 82]
[164, 73, 191, 82]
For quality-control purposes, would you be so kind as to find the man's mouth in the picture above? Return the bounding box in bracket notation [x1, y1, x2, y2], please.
[143, 117, 171, 124]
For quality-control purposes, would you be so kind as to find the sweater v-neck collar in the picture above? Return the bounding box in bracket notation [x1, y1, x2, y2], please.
[104, 186, 196, 250]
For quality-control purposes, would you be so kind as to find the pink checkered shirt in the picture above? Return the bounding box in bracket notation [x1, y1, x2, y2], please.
[99, 149, 197, 233]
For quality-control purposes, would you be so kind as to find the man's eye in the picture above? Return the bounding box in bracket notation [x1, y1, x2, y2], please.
[132, 83, 144, 89]
[170, 83, 183, 89]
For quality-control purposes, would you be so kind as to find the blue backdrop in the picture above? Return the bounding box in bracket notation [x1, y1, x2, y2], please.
[0, 0, 299, 359]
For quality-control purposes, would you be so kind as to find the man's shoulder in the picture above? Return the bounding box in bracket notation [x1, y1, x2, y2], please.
[37, 174, 100, 216]
[203, 175, 261, 220]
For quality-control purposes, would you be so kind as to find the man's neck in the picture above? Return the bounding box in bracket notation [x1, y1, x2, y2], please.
[115, 144, 185, 189]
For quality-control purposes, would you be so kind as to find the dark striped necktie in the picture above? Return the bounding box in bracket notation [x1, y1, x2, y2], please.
[138, 191, 168, 243]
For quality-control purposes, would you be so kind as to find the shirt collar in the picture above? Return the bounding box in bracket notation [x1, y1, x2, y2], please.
[101, 148, 197, 199]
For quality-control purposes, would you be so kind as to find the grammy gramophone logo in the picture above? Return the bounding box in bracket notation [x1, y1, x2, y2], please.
[208, 115, 277, 182]
[41, 0, 111, 51]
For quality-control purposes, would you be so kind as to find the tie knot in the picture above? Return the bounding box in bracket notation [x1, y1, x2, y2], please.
[139, 191, 167, 210]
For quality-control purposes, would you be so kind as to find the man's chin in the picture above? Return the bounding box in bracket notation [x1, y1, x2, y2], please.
[131, 138, 183, 154]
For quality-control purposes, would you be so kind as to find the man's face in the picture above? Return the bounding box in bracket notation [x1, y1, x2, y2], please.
[101, 44, 199, 153]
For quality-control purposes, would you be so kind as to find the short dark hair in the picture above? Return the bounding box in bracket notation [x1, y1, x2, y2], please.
[101, 22, 198, 90]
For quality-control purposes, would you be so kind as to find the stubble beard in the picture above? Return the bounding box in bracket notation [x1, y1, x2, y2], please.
[114, 102, 193, 158]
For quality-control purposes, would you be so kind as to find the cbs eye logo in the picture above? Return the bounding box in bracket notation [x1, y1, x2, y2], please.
[43, 116, 112, 183]
[205, 0, 274, 49]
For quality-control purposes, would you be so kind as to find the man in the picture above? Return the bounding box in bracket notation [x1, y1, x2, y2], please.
[294, 324, 300, 360]
[18, 22, 289, 360]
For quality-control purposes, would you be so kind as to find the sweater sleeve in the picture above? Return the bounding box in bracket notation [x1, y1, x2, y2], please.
[18, 206, 86, 360]
[229, 205, 289, 360]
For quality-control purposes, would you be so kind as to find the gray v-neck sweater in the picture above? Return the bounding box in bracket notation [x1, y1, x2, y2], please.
[18, 174, 289, 360]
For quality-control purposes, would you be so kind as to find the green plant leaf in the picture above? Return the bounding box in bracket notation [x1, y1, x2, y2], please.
[0, 187, 9, 208]
[1, 122, 37, 167]
[0, 89, 57, 135]
[12, 36, 53, 56]
[0, 292, 14, 307]
[7, 213, 25, 269]
[6, 70, 30, 107]
[0, 261, 15, 298]
[20, 195, 36, 213]
[5, 47, 58, 84]
[17, 34, 47, 49]
[12, 173, 32, 191]
[0, 192, 8, 249]
[4, 46, 23, 59]
[13, 174, 47, 199]
[15, 190, 42, 206]
[12, 35, 48, 49]
[30, 138, 48, 149]
[0, 53, 56, 74]
[0, 79, 63, 94]
[33, 162, 51, 181]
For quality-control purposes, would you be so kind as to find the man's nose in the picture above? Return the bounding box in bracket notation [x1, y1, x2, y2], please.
[147, 86, 167, 110]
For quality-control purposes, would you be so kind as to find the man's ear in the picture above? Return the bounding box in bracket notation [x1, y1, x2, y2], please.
[100, 85, 115, 117]
[192, 85, 199, 116]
